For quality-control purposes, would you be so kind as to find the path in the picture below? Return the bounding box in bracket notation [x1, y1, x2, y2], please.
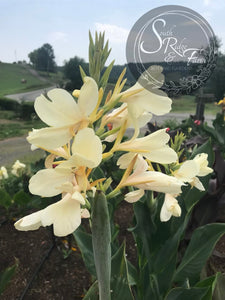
[0, 136, 44, 166]
[0, 112, 214, 166]
[5, 86, 55, 103]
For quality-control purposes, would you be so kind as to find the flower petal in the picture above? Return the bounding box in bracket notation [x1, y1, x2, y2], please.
[27, 126, 72, 149]
[78, 77, 98, 116]
[29, 168, 73, 197]
[191, 177, 205, 191]
[144, 147, 178, 164]
[121, 82, 172, 115]
[125, 189, 145, 203]
[71, 128, 102, 168]
[193, 153, 213, 176]
[14, 210, 43, 231]
[160, 194, 181, 222]
[35, 88, 81, 127]
[174, 160, 199, 182]
[126, 171, 184, 195]
[41, 193, 81, 236]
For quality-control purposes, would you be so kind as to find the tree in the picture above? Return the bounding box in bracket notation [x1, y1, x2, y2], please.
[63, 56, 88, 90]
[28, 43, 56, 73]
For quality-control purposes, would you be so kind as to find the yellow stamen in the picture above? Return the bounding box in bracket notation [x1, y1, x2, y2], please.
[117, 154, 138, 189]
[90, 178, 106, 187]
[89, 88, 104, 122]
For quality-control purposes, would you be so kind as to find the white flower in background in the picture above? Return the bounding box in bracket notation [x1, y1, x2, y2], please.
[173, 153, 213, 191]
[11, 160, 26, 177]
[0, 166, 8, 179]
[27, 77, 98, 149]
[160, 194, 181, 222]
[117, 129, 178, 164]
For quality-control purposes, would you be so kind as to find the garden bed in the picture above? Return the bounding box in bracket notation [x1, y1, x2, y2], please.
[0, 201, 136, 299]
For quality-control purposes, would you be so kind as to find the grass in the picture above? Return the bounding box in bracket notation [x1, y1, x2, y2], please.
[0, 112, 45, 140]
[0, 62, 61, 96]
[171, 95, 220, 115]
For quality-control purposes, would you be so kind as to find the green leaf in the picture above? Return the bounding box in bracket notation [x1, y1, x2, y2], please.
[73, 228, 96, 277]
[0, 259, 18, 295]
[111, 243, 135, 300]
[99, 60, 114, 89]
[92, 190, 111, 300]
[13, 190, 30, 206]
[195, 273, 219, 300]
[165, 287, 208, 300]
[174, 223, 225, 285]
[0, 189, 11, 210]
[213, 273, 225, 300]
[83, 281, 99, 300]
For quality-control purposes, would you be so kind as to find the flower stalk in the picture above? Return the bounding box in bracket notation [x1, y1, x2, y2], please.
[91, 190, 111, 300]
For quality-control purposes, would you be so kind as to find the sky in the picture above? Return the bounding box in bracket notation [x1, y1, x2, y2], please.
[1, 0, 225, 66]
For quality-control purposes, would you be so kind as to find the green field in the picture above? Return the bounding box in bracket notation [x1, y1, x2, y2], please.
[0, 62, 60, 96]
[171, 95, 220, 115]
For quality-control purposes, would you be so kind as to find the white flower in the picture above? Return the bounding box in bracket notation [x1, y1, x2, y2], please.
[27, 77, 98, 149]
[104, 103, 152, 142]
[193, 153, 213, 176]
[0, 166, 8, 179]
[14, 192, 86, 236]
[124, 189, 145, 203]
[173, 153, 213, 191]
[160, 194, 181, 222]
[118, 66, 172, 121]
[11, 160, 26, 177]
[60, 128, 102, 169]
[120, 155, 184, 195]
[120, 81, 172, 118]
[117, 129, 178, 164]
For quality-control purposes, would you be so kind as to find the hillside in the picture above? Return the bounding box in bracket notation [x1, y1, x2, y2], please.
[0, 62, 62, 96]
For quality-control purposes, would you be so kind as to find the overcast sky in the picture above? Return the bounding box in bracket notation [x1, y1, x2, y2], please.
[1, 0, 225, 66]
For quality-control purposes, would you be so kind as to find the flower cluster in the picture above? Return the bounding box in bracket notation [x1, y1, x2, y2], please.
[0, 160, 26, 180]
[14, 68, 212, 236]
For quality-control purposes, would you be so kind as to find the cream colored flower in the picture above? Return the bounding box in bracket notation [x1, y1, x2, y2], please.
[104, 103, 152, 142]
[61, 128, 102, 169]
[124, 189, 145, 203]
[173, 153, 213, 191]
[193, 153, 213, 176]
[14, 192, 86, 236]
[117, 129, 178, 164]
[11, 160, 26, 177]
[160, 194, 181, 222]
[119, 81, 172, 118]
[27, 77, 98, 149]
[119, 155, 184, 195]
[0, 166, 8, 179]
[173, 160, 199, 183]
[117, 66, 172, 120]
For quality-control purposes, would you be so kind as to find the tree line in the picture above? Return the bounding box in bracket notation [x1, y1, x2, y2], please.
[28, 43, 225, 101]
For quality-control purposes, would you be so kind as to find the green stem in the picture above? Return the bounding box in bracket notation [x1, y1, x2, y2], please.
[92, 190, 111, 300]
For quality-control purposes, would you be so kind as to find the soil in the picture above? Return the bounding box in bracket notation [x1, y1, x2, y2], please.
[0, 202, 135, 300]
[0, 200, 224, 300]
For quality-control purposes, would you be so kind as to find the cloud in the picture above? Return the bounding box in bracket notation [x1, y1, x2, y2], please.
[94, 23, 129, 44]
[48, 31, 68, 43]
[203, 0, 211, 6]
